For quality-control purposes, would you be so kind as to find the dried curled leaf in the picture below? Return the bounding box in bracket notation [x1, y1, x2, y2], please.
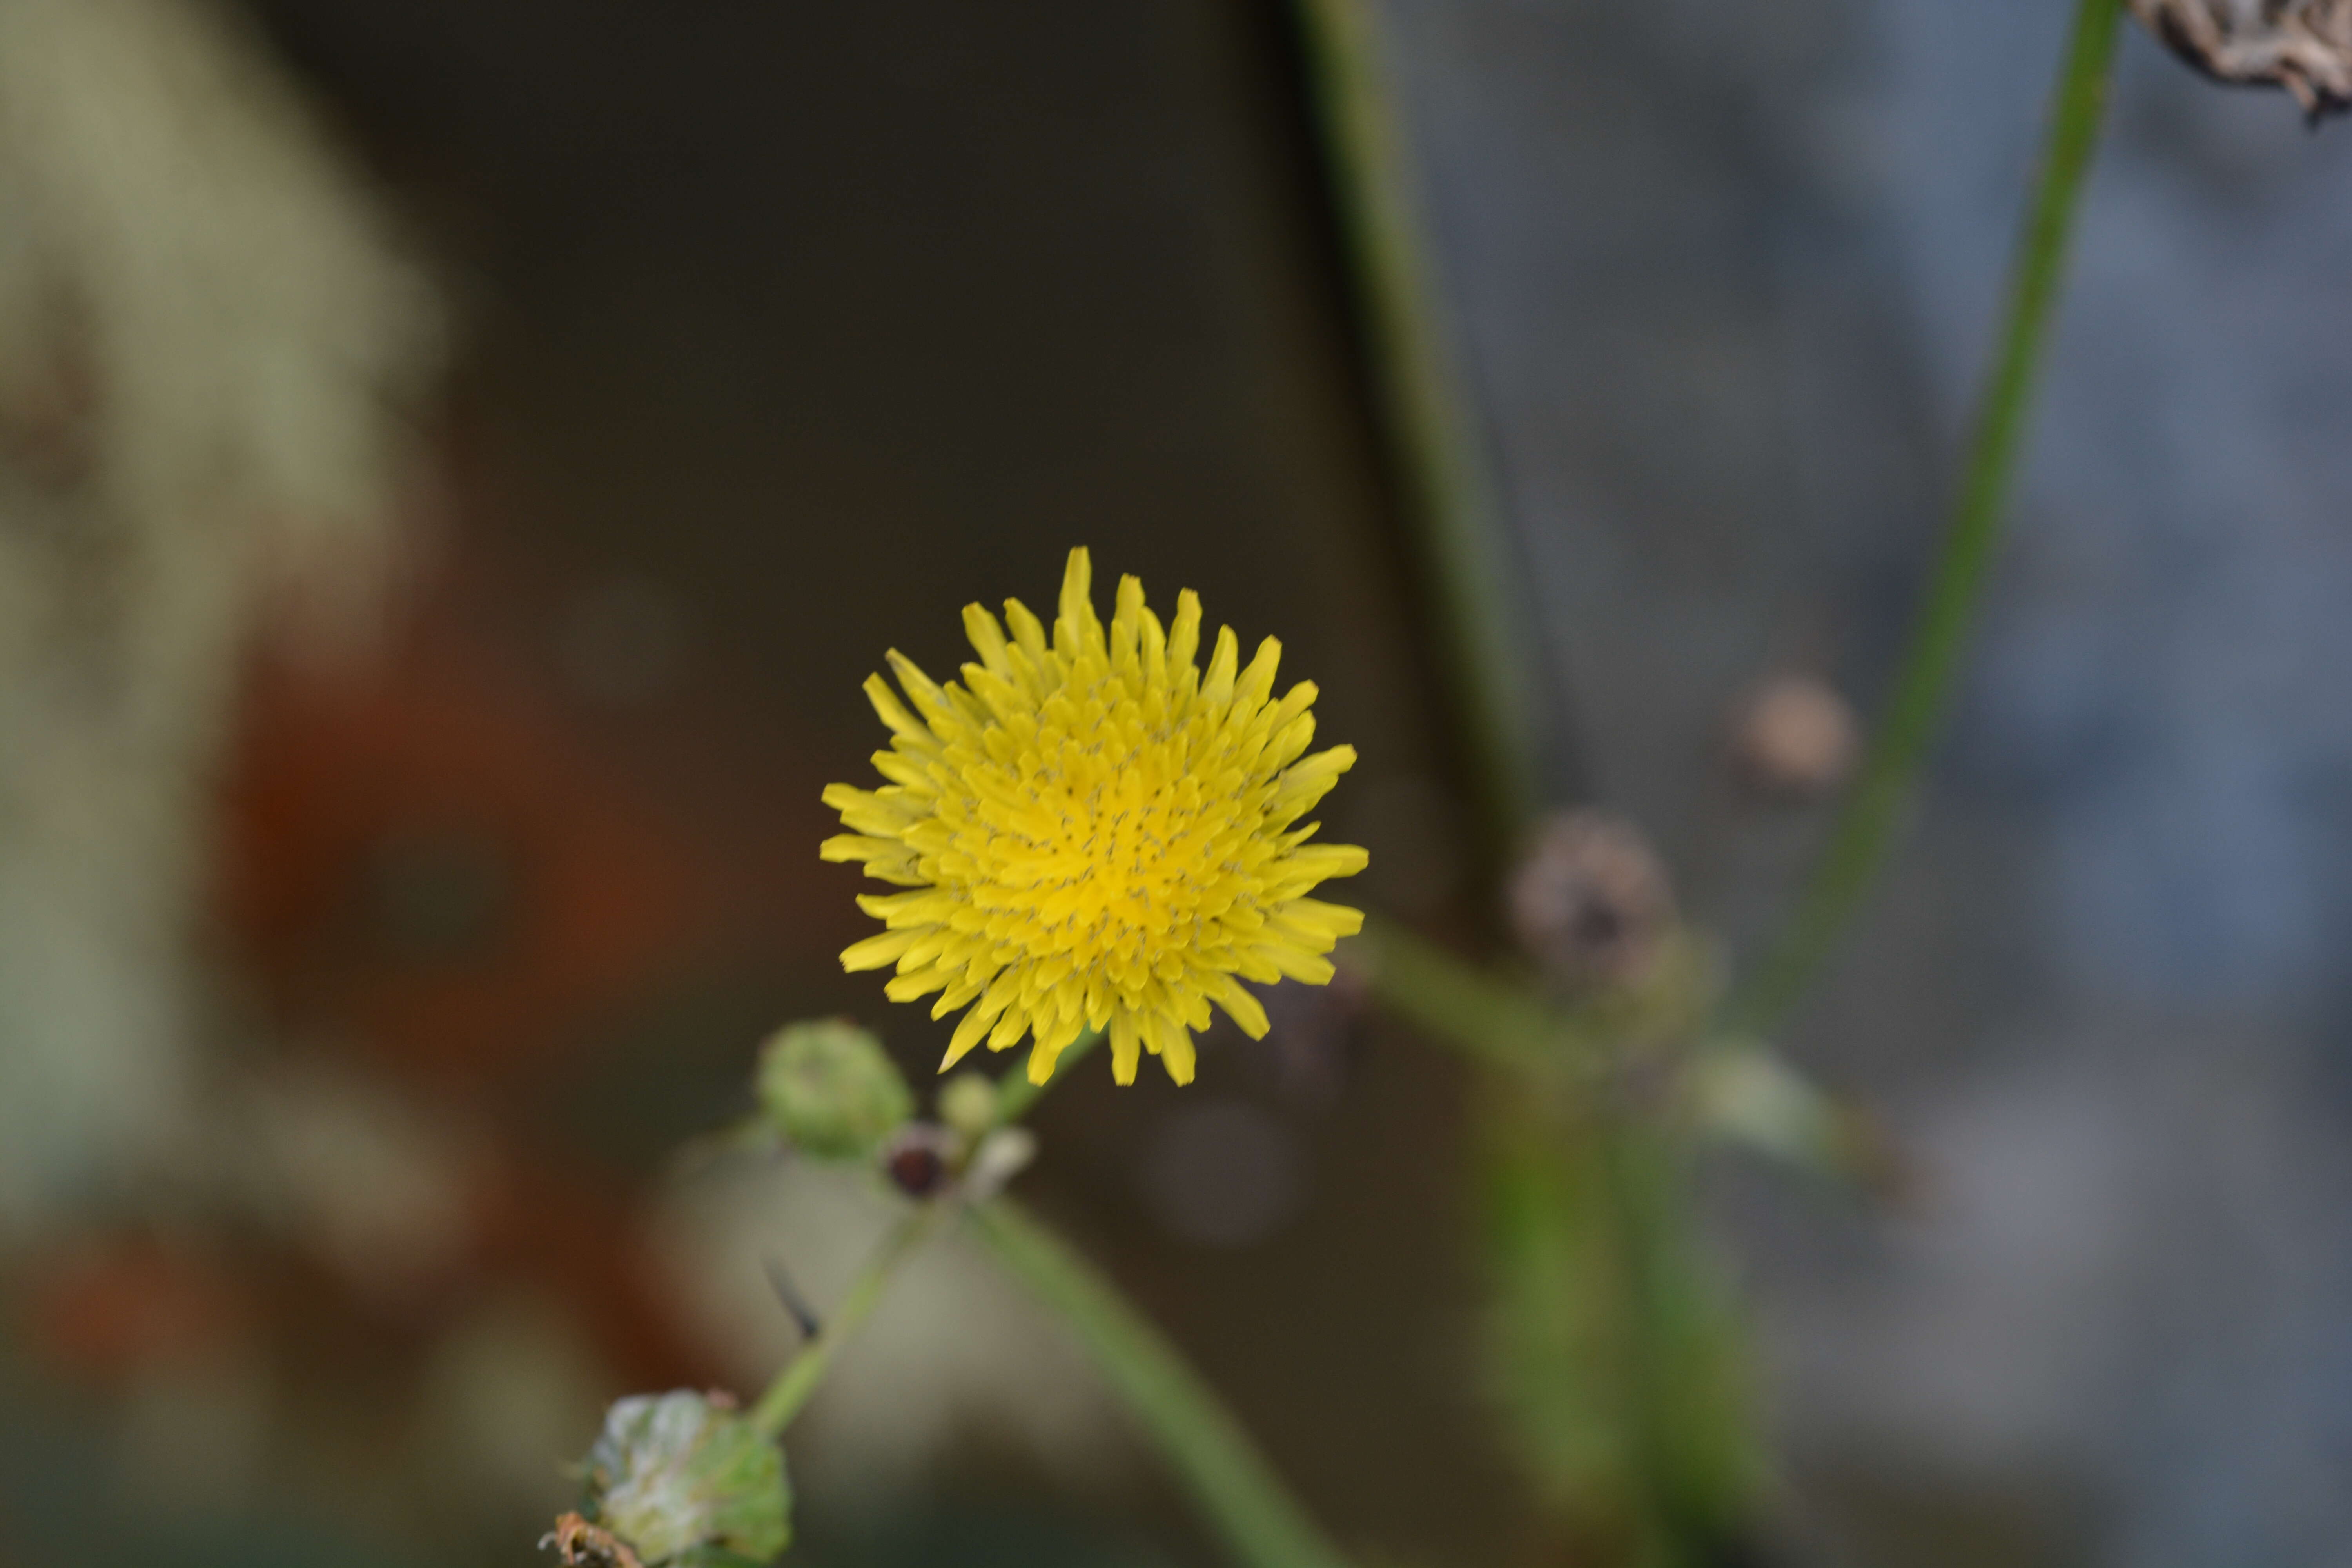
[543, 1512, 644, 1568]
[2131, 0, 2352, 115]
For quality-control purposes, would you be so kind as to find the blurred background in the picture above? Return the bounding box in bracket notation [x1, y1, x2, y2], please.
[4, 1, 2352, 1565]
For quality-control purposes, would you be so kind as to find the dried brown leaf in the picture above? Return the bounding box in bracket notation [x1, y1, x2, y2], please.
[2131, 0, 2352, 115]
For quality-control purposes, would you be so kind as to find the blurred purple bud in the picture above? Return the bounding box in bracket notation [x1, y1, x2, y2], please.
[1727, 675, 1859, 801]
[1507, 810, 1676, 989]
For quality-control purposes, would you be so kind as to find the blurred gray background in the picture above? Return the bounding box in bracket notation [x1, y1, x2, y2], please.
[1381, 1, 2352, 1561]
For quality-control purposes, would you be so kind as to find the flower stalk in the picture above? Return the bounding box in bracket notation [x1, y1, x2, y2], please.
[742, 1022, 1356, 1568]
[747, 1030, 1102, 1439]
[972, 1196, 1357, 1568]
[748, 1201, 947, 1438]
[1728, 0, 2127, 1036]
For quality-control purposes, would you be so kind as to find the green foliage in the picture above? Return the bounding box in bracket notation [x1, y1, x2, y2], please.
[1477, 1095, 1757, 1564]
[756, 1019, 913, 1161]
[583, 1391, 792, 1566]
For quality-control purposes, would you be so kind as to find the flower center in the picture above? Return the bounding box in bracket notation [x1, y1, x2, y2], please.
[962, 719, 1249, 977]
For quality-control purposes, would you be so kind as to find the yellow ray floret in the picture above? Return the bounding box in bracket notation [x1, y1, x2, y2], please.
[821, 548, 1368, 1087]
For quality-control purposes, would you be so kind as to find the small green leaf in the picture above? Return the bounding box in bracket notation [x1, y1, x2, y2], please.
[582, 1391, 791, 1565]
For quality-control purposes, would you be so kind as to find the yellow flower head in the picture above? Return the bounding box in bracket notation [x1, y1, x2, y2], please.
[822, 549, 1367, 1087]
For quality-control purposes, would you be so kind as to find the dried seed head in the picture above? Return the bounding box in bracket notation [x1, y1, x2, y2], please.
[575, 1391, 790, 1566]
[1506, 810, 1676, 988]
[2131, 0, 2352, 116]
[1728, 675, 1858, 801]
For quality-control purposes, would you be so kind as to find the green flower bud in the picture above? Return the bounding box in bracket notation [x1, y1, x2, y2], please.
[935, 1071, 999, 1138]
[755, 1019, 913, 1160]
[581, 1391, 791, 1566]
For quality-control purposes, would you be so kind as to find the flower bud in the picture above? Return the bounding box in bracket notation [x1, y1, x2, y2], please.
[578, 1390, 790, 1566]
[1727, 675, 1857, 801]
[935, 1071, 1000, 1138]
[755, 1019, 913, 1160]
[880, 1122, 956, 1198]
[1506, 810, 1675, 989]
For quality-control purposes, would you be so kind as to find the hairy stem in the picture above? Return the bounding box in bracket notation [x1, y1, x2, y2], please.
[1728, 0, 2126, 1035]
[973, 1197, 1356, 1568]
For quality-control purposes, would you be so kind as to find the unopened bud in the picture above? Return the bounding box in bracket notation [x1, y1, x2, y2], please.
[1507, 810, 1675, 989]
[880, 1122, 956, 1198]
[1728, 675, 1858, 801]
[935, 1072, 999, 1138]
[755, 1019, 913, 1161]
[576, 1390, 790, 1566]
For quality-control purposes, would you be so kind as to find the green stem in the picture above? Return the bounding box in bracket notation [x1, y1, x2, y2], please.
[1350, 914, 1599, 1073]
[1727, 0, 2125, 1036]
[972, 1197, 1356, 1568]
[749, 1201, 945, 1437]
[1348, 914, 1713, 1081]
[1289, 0, 1536, 851]
[748, 1032, 1102, 1437]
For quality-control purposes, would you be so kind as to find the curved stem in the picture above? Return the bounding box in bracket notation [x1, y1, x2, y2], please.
[746, 1031, 1103, 1438]
[1726, 0, 2126, 1036]
[749, 1201, 944, 1437]
[972, 1197, 1356, 1568]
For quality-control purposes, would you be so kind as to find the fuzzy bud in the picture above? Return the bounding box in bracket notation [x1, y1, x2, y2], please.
[577, 1390, 791, 1566]
[935, 1071, 1000, 1138]
[755, 1020, 913, 1160]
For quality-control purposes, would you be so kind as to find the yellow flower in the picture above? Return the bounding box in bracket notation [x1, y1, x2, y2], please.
[822, 549, 1368, 1086]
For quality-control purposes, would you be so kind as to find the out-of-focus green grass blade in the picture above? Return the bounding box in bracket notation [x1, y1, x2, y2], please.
[1477, 1096, 1759, 1564]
